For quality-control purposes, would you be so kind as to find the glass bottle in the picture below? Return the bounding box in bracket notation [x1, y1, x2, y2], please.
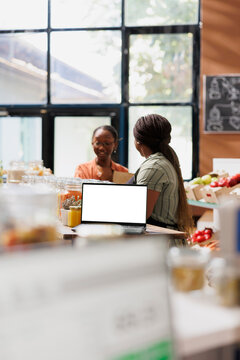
[68, 205, 82, 227]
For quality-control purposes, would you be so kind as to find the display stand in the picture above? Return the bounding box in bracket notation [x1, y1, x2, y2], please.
[187, 200, 220, 231]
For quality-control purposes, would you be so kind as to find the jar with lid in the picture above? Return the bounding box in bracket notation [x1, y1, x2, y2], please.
[167, 247, 210, 292]
[60, 180, 82, 207]
[27, 160, 44, 176]
[59, 179, 82, 223]
[0, 183, 58, 247]
[7, 161, 26, 183]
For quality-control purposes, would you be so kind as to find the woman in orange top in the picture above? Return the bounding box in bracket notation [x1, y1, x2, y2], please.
[74, 125, 128, 181]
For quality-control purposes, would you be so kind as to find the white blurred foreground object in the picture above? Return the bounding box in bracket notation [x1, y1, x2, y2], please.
[219, 198, 240, 255]
[0, 238, 176, 360]
[0, 183, 58, 247]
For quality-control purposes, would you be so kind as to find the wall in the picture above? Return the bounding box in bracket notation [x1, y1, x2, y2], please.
[200, 0, 240, 175]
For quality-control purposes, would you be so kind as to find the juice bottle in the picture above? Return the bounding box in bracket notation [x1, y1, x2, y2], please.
[68, 206, 81, 227]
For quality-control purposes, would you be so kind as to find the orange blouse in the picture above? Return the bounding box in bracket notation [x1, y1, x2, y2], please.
[74, 158, 128, 180]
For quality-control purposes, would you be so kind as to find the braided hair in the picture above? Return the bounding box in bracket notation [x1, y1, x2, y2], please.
[134, 114, 193, 234]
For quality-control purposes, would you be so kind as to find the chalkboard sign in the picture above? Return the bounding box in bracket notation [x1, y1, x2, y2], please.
[204, 75, 240, 133]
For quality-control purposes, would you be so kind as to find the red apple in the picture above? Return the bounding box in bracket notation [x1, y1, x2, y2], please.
[228, 177, 238, 187]
[231, 173, 240, 183]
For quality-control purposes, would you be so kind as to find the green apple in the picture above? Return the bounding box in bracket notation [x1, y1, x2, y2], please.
[190, 177, 203, 185]
[201, 174, 212, 185]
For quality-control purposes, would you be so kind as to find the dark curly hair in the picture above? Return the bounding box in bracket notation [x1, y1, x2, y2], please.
[134, 114, 193, 234]
[92, 125, 118, 142]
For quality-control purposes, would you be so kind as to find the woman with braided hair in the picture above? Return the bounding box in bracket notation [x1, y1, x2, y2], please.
[133, 114, 193, 238]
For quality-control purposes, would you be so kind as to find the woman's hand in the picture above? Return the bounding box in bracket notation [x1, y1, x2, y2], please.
[146, 189, 160, 219]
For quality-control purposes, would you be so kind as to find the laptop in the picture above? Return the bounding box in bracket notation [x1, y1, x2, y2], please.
[76, 182, 147, 234]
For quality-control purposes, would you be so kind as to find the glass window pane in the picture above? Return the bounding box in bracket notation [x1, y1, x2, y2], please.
[0, 0, 47, 30]
[125, 0, 199, 26]
[51, 31, 121, 104]
[0, 34, 47, 105]
[128, 106, 192, 179]
[54, 116, 111, 177]
[129, 33, 193, 103]
[51, 0, 121, 28]
[0, 117, 42, 170]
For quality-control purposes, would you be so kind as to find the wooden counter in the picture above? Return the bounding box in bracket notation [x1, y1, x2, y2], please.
[57, 222, 187, 240]
[145, 224, 186, 239]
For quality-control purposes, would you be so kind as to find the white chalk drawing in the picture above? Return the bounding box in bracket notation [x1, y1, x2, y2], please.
[204, 75, 240, 132]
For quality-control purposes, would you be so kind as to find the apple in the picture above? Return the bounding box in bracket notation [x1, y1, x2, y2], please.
[190, 177, 203, 185]
[201, 174, 212, 185]
[228, 176, 238, 187]
[235, 174, 240, 183]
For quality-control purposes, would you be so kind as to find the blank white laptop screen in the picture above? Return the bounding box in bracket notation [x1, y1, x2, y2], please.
[81, 183, 147, 226]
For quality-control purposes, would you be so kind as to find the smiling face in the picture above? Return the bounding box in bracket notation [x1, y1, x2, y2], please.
[92, 128, 117, 161]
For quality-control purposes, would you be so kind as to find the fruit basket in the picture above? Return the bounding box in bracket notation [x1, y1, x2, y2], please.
[185, 172, 240, 204]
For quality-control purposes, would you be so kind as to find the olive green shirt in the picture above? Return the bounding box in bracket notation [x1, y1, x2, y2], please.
[135, 152, 179, 226]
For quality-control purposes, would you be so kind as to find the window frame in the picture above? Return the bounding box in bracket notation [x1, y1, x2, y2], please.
[0, 0, 201, 179]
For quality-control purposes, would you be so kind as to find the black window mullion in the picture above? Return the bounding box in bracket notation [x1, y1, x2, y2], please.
[127, 24, 198, 35]
[192, 25, 201, 178]
[42, 113, 54, 171]
[119, 0, 129, 167]
[47, 0, 51, 105]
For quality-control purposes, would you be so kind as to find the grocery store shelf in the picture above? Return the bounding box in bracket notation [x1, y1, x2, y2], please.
[187, 199, 219, 209]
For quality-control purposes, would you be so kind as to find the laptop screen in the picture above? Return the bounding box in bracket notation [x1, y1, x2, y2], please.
[81, 183, 147, 226]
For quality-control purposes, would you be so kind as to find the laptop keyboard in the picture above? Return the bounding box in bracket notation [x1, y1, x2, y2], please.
[121, 226, 145, 235]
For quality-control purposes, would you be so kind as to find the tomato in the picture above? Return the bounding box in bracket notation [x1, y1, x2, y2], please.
[204, 234, 211, 241]
[204, 229, 212, 236]
[210, 181, 219, 188]
[194, 230, 204, 236]
[218, 178, 227, 187]
[196, 235, 205, 243]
